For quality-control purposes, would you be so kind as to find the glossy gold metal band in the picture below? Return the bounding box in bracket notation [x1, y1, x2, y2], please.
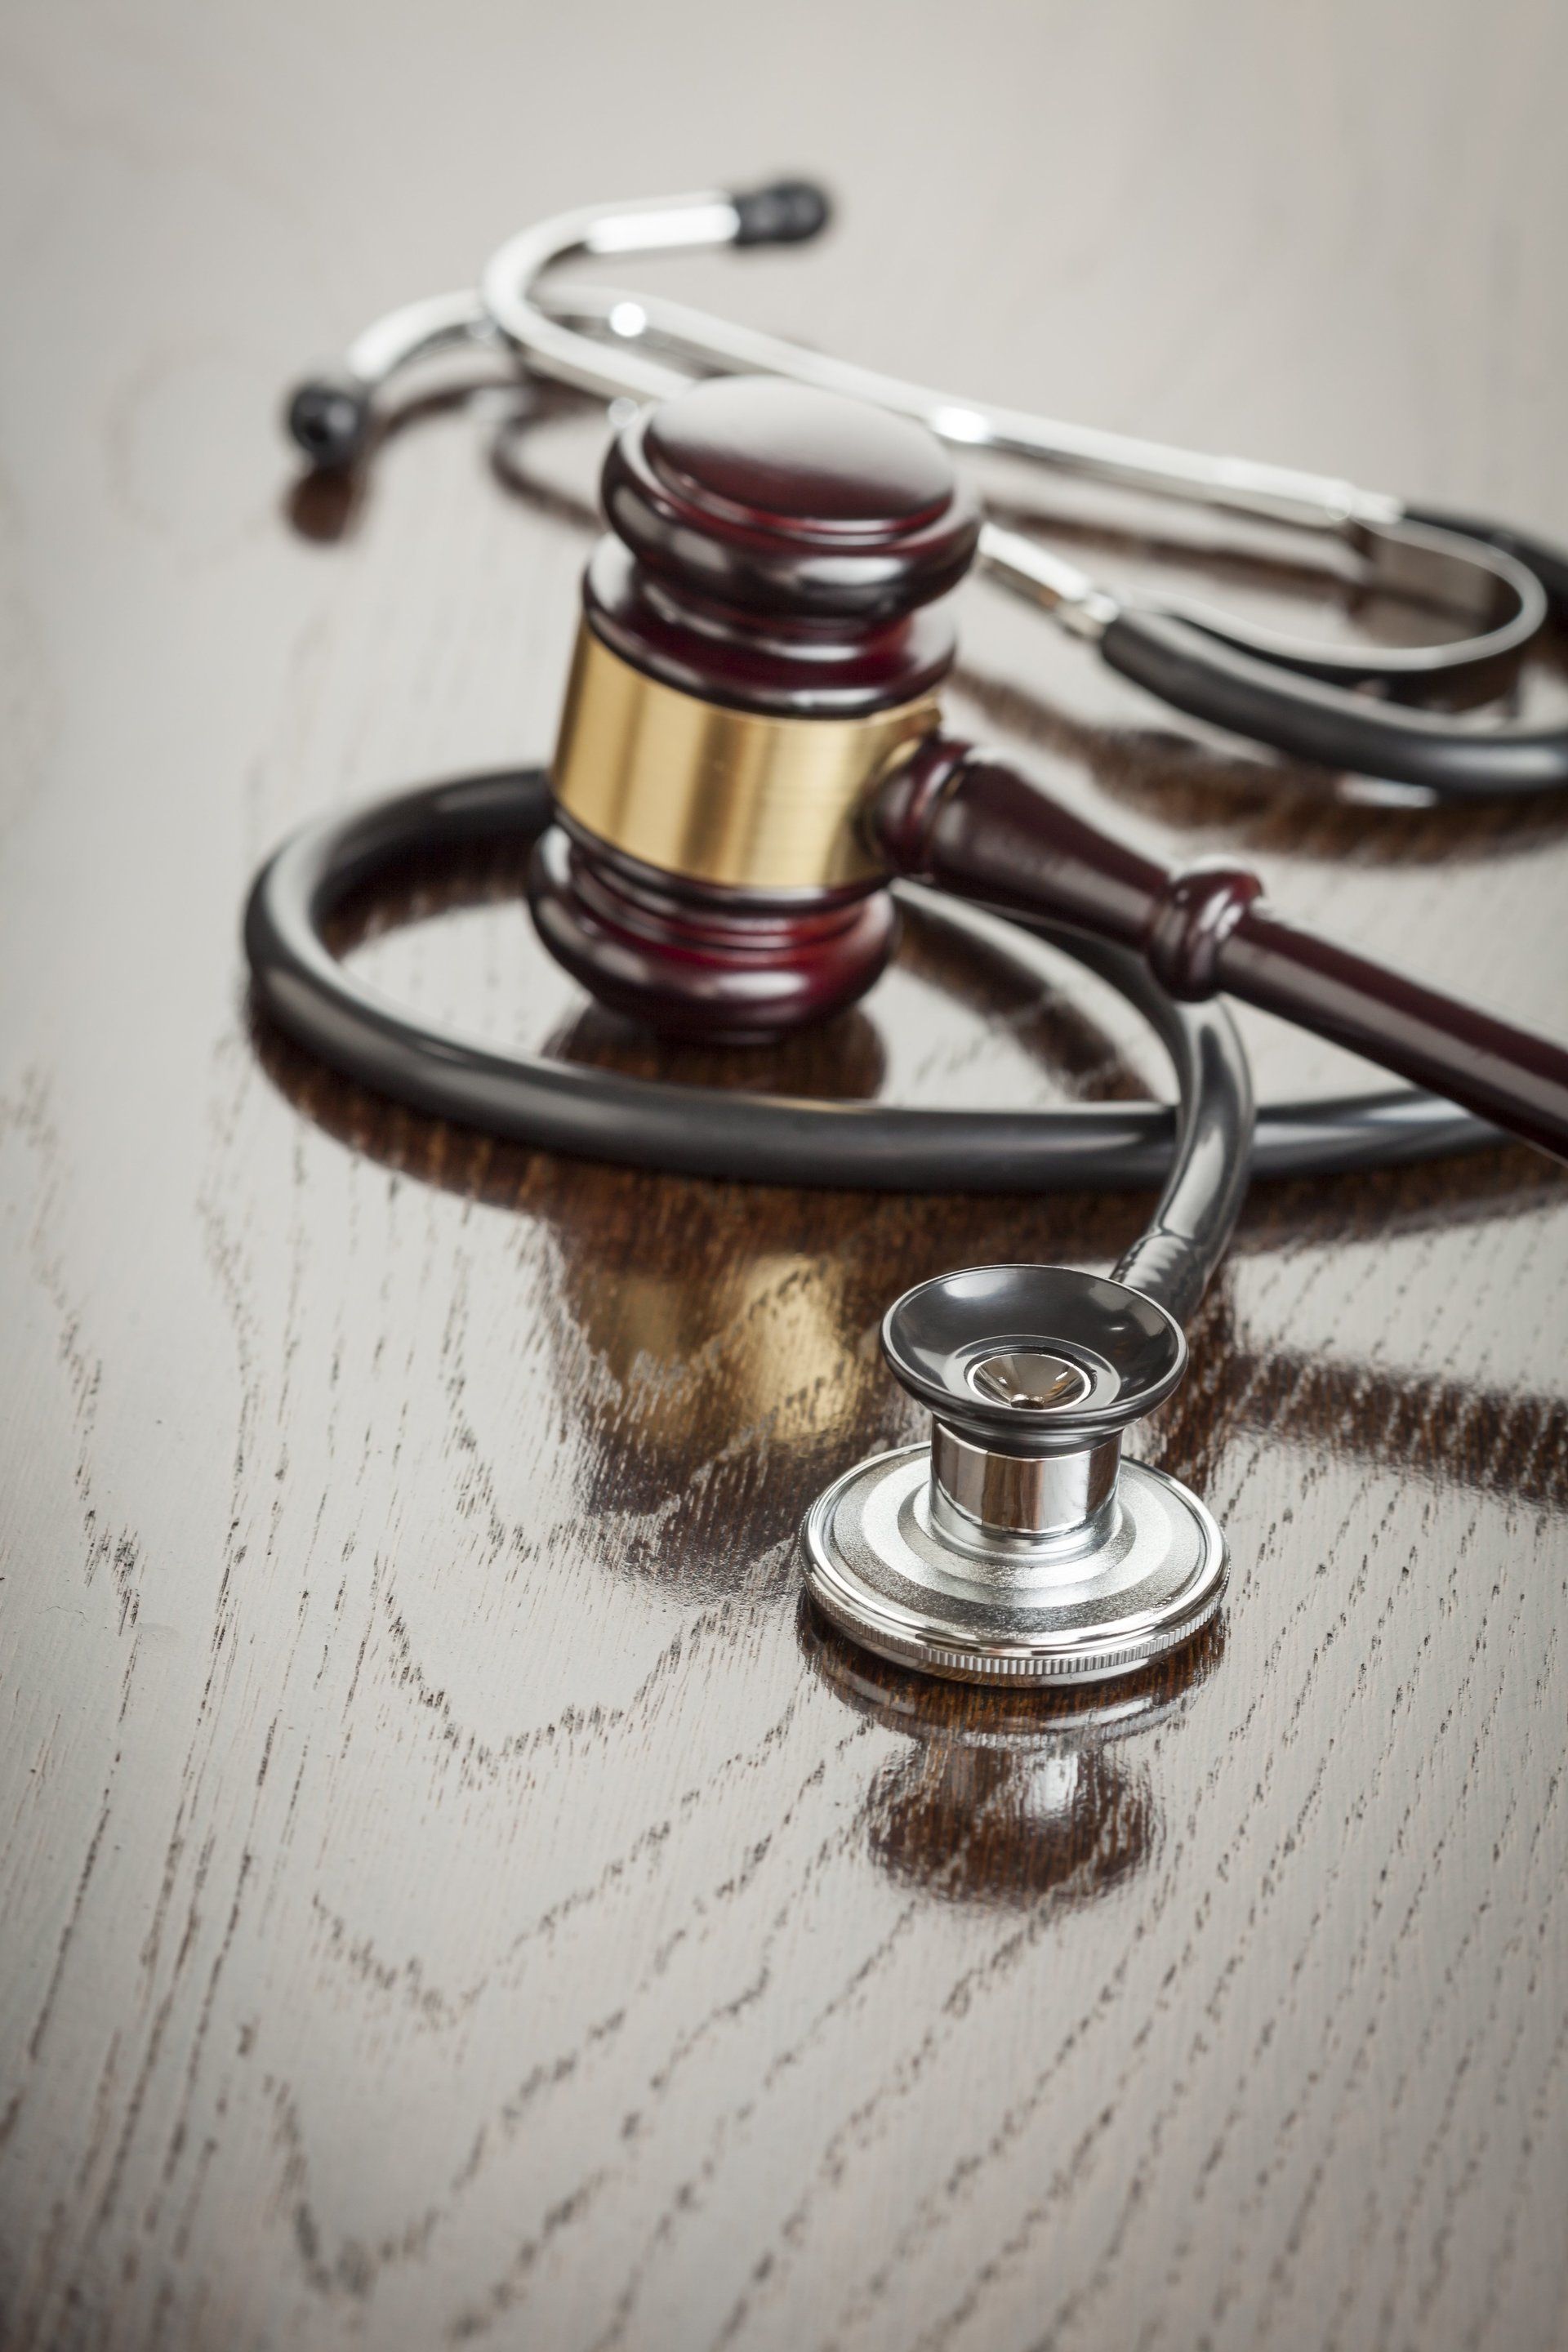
[550, 624, 940, 890]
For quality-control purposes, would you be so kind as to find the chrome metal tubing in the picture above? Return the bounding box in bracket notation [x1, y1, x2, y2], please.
[533, 277, 1544, 679]
[309, 186, 1549, 680]
[289, 183, 1568, 782]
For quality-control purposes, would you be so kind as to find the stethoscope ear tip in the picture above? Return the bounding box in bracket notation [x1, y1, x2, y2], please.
[730, 176, 833, 247]
[286, 374, 372, 471]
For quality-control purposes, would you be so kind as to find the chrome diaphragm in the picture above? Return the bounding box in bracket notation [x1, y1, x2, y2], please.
[801, 1263, 1226, 1686]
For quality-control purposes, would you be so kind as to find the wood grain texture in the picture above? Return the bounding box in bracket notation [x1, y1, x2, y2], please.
[2, 2, 1568, 2346]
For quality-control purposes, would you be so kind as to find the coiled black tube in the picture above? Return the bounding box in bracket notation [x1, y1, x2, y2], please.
[243, 768, 1494, 1324]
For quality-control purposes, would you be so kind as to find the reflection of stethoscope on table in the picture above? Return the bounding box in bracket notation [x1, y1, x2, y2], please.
[251, 179, 1568, 1690]
[798, 1599, 1224, 1907]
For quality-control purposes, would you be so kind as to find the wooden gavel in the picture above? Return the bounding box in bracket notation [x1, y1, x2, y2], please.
[529, 375, 1568, 1163]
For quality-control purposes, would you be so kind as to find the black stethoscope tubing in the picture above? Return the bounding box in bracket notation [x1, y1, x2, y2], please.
[244, 768, 1494, 1325]
[1102, 602, 1568, 799]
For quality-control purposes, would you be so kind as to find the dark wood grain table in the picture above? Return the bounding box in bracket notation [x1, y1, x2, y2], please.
[4, 3, 1568, 2346]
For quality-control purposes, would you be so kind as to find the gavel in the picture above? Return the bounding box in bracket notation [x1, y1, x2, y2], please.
[531, 373, 1568, 1162]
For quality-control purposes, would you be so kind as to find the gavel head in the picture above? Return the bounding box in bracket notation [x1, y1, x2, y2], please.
[530, 376, 980, 1042]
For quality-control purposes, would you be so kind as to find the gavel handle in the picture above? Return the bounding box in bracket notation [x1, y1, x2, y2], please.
[872, 738, 1568, 1164]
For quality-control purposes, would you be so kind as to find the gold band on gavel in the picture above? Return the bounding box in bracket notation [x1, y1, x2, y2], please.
[550, 624, 941, 891]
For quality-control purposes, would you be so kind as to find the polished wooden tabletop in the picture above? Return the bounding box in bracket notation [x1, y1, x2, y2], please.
[4, 4, 1568, 2347]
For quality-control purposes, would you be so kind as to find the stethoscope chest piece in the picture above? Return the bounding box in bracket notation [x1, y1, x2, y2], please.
[802, 1265, 1226, 1685]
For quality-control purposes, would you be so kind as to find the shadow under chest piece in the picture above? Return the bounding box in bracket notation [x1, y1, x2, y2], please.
[534, 375, 1227, 1683]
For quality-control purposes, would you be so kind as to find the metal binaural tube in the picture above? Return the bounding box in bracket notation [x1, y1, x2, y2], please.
[532, 276, 1376, 531]
[288, 186, 1552, 690]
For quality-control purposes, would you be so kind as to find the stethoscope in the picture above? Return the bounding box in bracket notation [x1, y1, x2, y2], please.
[288, 177, 1568, 797]
[254, 179, 1568, 1692]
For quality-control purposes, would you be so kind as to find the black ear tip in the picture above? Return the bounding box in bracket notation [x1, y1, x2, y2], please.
[286, 375, 372, 470]
[732, 177, 833, 247]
